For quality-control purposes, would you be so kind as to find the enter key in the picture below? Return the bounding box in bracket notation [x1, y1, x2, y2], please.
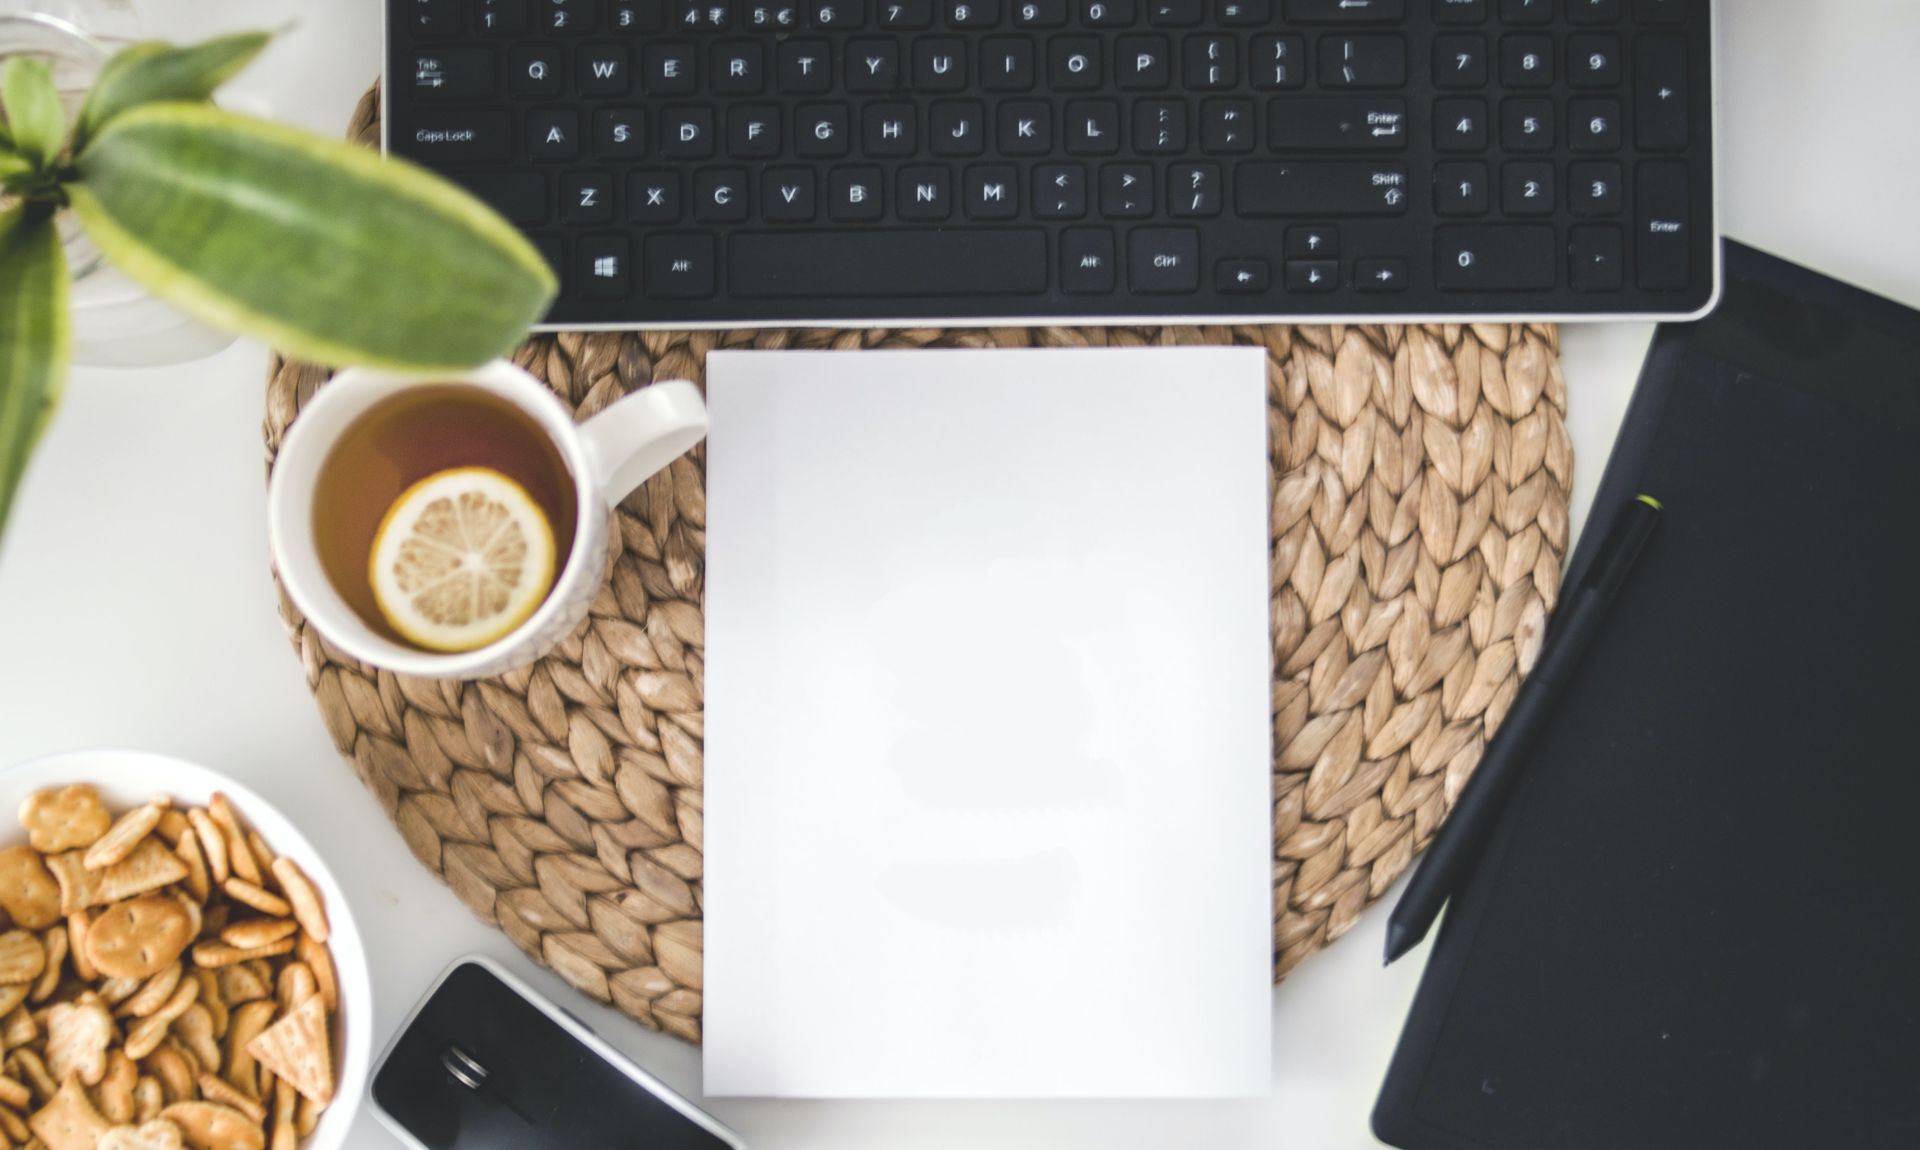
[1636, 161, 1690, 291]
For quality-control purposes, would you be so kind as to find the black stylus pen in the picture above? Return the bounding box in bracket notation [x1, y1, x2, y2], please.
[1383, 494, 1664, 966]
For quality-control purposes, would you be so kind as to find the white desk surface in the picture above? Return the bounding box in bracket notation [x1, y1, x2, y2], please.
[3, 2, 1917, 1147]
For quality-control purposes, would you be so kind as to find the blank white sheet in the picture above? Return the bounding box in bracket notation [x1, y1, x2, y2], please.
[702, 348, 1272, 1098]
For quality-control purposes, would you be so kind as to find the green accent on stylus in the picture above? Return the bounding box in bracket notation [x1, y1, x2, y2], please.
[1636, 494, 1664, 511]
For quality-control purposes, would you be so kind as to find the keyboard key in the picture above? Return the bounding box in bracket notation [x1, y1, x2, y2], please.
[1568, 98, 1620, 151]
[451, 172, 547, 225]
[411, 49, 495, 101]
[763, 168, 817, 220]
[913, 38, 968, 90]
[1499, 160, 1553, 215]
[1433, 0, 1486, 23]
[561, 170, 615, 224]
[1433, 34, 1487, 88]
[528, 109, 582, 160]
[595, 107, 647, 157]
[728, 104, 780, 156]
[982, 37, 1036, 89]
[1433, 161, 1488, 214]
[511, 45, 565, 96]
[1249, 35, 1305, 89]
[1184, 36, 1237, 89]
[627, 169, 682, 221]
[711, 41, 762, 93]
[1128, 228, 1200, 293]
[1285, 226, 1337, 258]
[1084, 0, 1135, 26]
[880, 0, 933, 25]
[730, 229, 1048, 295]
[810, 0, 865, 26]
[578, 235, 632, 297]
[477, 0, 532, 34]
[1200, 98, 1253, 153]
[1433, 97, 1487, 150]
[1319, 35, 1407, 88]
[830, 167, 885, 219]
[612, 0, 668, 27]
[1116, 36, 1170, 88]
[1099, 163, 1154, 217]
[1635, 34, 1690, 150]
[1062, 229, 1118, 293]
[661, 106, 716, 157]
[999, 101, 1052, 153]
[947, 0, 1000, 24]
[1035, 164, 1088, 217]
[1146, 0, 1201, 26]
[677, 0, 733, 27]
[744, 1, 799, 24]
[543, 0, 595, 32]
[965, 165, 1021, 218]
[930, 100, 985, 155]
[1355, 257, 1408, 291]
[1568, 160, 1621, 214]
[898, 164, 953, 219]
[1134, 100, 1187, 154]
[1566, 0, 1615, 20]
[647, 233, 718, 297]
[1500, 34, 1552, 87]
[1216, 258, 1269, 293]
[777, 40, 833, 91]
[1168, 163, 1222, 216]
[1285, 260, 1337, 291]
[694, 168, 749, 221]
[579, 45, 632, 95]
[1635, 160, 1690, 290]
[1498, 0, 1551, 24]
[643, 43, 697, 93]
[532, 235, 565, 292]
[795, 103, 850, 156]
[1284, 0, 1403, 20]
[863, 103, 916, 154]
[1014, 0, 1068, 25]
[1269, 98, 1407, 151]
[1065, 100, 1120, 154]
[1049, 37, 1102, 90]
[406, 0, 462, 36]
[1236, 161, 1409, 215]
[1434, 225, 1554, 290]
[1217, 0, 1268, 23]
[1567, 33, 1619, 86]
[847, 38, 899, 91]
[1569, 224, 1623, 291]
[1500, 98, 1553, 150]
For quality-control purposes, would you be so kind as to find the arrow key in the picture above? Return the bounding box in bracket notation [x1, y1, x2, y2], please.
[1285, 226, 1339, 259]
[1355, 257, 1408, 292]
[1215, 258, 1270, 293]
[1285, 259, 1339, 292]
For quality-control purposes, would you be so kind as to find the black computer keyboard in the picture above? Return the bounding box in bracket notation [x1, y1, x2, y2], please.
[388, 0, 1717, 327]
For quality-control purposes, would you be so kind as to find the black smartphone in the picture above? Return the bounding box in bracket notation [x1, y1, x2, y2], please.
[371, 956, 744, 1150]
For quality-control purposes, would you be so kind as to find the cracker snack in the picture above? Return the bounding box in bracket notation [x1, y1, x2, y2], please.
[0, 788, 342, 1150]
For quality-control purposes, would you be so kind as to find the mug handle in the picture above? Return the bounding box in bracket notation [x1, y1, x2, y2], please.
[577, 380, 710, 504]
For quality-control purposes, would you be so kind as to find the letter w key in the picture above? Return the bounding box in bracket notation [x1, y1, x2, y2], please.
[580, 47, 631, 96]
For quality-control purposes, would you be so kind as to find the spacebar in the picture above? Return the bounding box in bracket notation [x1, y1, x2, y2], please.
[729, 230, 1048, 298]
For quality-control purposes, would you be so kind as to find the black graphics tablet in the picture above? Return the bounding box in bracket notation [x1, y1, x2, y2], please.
[1372, 241, 1920, 1150]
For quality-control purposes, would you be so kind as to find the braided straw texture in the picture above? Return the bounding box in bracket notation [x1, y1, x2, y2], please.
[261, 86, 1572, 1044]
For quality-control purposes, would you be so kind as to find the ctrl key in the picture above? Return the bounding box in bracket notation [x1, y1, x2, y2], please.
[1128, 227, 1200, 294]
[646, 233, 718, 298]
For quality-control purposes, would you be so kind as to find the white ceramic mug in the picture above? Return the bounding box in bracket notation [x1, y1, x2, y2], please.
[268, 359, 707, 679]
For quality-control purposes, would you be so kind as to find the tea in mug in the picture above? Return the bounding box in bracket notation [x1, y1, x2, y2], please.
[311, 385, 579, 652]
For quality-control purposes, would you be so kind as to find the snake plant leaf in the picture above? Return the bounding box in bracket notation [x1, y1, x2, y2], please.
[68, 102, 555, 372]
[0, 205, 71, 545]
[72, 32, 271, 152]
[0, 57, 67, 169]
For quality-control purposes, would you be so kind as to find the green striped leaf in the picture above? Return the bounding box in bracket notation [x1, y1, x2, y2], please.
[0, 205, 71, 545]
[0, 57, 66, 169]
[73, 33, 271, 152]
[69, 102, 554, 372]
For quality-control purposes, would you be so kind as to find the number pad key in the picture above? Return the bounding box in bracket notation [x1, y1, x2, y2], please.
[1568, 98, 1620, 151]
[1434, 161, 1488, 215]
[1500, 160, 1553, 215]
[1500, 98, 1553, 150]
[1568, 160, 1621, 214]
[1433, 97, 1487, 150]
[1433, 34, 1486, 88]
[1568, 33, 1619, 86]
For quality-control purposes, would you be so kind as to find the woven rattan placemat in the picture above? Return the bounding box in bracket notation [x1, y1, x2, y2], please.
[262, 87, 1572, 1045]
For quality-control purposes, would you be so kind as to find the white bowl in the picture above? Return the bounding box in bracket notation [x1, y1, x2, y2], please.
[0, 750, 371, 1150]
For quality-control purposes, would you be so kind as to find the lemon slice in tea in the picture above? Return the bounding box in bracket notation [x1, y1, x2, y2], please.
[369, 467, 558, 652]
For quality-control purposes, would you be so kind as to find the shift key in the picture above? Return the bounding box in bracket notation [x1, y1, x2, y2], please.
[401, 109, 512, 164]
[1236, 161, 1408, 216]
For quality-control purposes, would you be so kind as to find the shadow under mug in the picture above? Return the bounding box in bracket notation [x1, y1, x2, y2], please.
[268, 359, 708, 680]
